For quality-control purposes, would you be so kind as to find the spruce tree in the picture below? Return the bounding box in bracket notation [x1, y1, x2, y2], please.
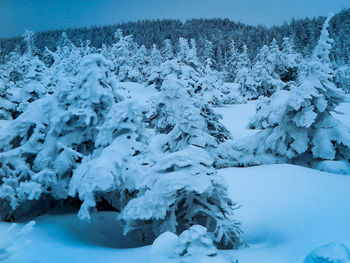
[121, 74, 241, 249]
[249, 14, 350, 166]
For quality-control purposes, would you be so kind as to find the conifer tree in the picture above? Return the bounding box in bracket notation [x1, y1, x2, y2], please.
[0, 54, 123, 219]
[236, 45, 257, 99]
[122, 74, 241, 249]
[249, 14, 350, 166]
[162, 39, 174, 60]
[225, 40, 239, 82]
[249, 43, 284, 98]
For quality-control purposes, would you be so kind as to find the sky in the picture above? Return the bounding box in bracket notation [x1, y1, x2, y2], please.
[1, 0, 350, 38]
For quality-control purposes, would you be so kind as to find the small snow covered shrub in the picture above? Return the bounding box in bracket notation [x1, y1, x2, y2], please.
[151, 225, 238, 263]
[246, 14, 350, 167]
[0, 221, 35, 261]
[303, 242, 350, 263]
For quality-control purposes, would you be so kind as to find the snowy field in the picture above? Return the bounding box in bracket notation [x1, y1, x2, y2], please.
[1, 82, 350, 263]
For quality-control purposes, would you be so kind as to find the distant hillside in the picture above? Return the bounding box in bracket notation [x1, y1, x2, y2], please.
[0, 8, 349, 65]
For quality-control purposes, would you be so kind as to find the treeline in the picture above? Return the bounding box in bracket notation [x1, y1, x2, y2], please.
[1, 8, 350, 65]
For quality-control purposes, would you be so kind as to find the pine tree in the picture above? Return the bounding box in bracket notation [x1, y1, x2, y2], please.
[162, 39, 174, 60]
[248, 14, 350, 166]
[110, 29, 136, 81]
[0, 54, 122, 219]
[0, 63, 17, 120]
[249, 42, 284, 98]
[225, 40, 239, 82]
[121, 74, 241, 249]
[6, 31, 50, 114]
[44, 32, 83, 92]
[203, 40, 215, 63]
[334, 65, 350, 93]
[278, 37, 302, 83]
[236, 45, 257, 99]
[198, 58, 228, 105]
[146, 38, 202, 92]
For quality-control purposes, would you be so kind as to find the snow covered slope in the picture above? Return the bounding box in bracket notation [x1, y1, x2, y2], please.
[2, 164, 350, 263]
[219, 165, 350, 263]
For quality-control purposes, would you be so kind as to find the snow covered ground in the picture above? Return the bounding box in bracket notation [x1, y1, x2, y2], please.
[1, 83, 350, 263]
[215, 101, 258, 139]
[2, 164, 350, 263]
[117, 82, 157, 107]
[220, 165, 350, 263]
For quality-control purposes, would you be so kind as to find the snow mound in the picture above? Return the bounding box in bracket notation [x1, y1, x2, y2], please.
[314, 160, 350, 175]
[303, 243, 350, 263]
[220, 164, 350, 263]
[0, 221, 35, 261]
[150, 225, 237, 263]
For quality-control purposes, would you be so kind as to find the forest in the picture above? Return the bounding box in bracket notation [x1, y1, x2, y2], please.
[0, 8, 350, 263]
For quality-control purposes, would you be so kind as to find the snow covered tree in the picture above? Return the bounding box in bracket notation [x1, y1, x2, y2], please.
[44, 32, 84, 96]
[225, 40, 239, 82]
[278, 37, 302, 83]
[162, 39, 174, 60]
[177, 37, 190, 63]
[188, 39, 201, 69]
[248, 43, 285, 98]
[202, 40, 215, 63]
[236, 45, 257, 100]
[177, 38, 201, 70]
[136, 44, 148, 68]
[110, 29, 141, 82]
[150, 74, 221, 150]
[0, 54, 123, 220]
[0, 65, 17, 120]
[198, 58, 228, 105]
[22, 31, 37, 57]
[334, 64, 350, 93]
[148, 44, 163, 68]
[248, 14, 350, 166]
[146, 41, 202, 92]
[144, 44, 164, 86]
[47, 32, 83, 77]
[132, 74, 240, 248]
[2, 32, 50, 115]
[68, 99, 148, 220]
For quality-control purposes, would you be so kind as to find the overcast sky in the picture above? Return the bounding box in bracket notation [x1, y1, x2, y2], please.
[1, 0, 350, 38]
